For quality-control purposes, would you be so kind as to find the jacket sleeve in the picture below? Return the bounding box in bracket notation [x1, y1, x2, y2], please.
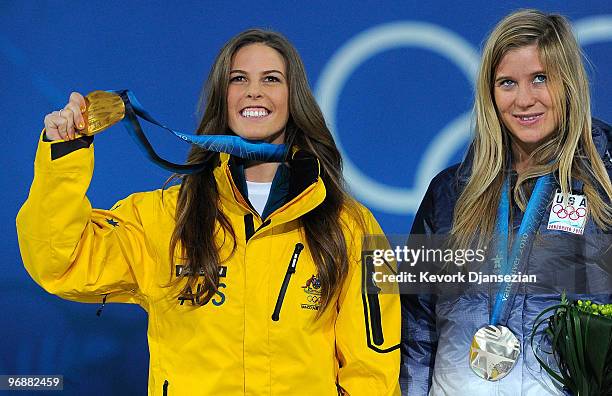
[335, 207, 401, 396]
[16, 133, 155, 305]
[400, 182, 438, 396]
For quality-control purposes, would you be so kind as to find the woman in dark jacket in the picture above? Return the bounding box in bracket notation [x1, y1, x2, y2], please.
[401, 9, 612, 396]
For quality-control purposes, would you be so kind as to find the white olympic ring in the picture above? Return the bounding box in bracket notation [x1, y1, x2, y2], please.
[315, 17, 612, 214]
[315, 22, 479, 214]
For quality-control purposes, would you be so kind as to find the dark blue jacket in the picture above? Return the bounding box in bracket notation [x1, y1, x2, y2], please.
[401, 119, 612, 396]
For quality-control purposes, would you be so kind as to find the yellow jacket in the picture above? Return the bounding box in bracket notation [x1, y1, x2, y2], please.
[17, 134, 401, 396]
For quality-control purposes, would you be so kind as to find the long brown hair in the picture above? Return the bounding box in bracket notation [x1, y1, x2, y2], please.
[452, 9, 612, 248]
[168, 29, 362, 314]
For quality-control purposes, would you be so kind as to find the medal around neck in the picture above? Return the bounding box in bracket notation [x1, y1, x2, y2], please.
[468, 176, 552, 381]
[469, 324, 520, 381]
[78, 90, 287, 174]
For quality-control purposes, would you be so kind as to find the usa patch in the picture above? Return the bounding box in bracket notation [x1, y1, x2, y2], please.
[547, 191, 587, 235]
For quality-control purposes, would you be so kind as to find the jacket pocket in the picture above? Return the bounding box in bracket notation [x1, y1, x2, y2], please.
[364, 256, 384, 345]
[271, 243, 304, 321]
[366, 292, 384, 345]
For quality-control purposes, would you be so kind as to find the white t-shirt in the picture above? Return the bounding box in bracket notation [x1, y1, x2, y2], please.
[246, 180, 272, 216]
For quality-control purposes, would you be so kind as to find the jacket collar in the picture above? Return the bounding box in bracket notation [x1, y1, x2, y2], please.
[213, 149, 326, 225]
[592, 118, 612, 160]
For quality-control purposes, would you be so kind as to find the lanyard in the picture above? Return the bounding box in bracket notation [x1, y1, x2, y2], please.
[489, 173, 553, 325]
[114, 90, 288, 174]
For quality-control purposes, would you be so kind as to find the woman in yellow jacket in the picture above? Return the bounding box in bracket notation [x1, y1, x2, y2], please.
[16, 29, 400, 395]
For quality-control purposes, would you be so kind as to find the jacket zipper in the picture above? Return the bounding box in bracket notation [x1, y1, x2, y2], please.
[96, 293, 109, 317]
[95, 288, 137, 316]
[163, 379, 168, 396]
[271, 243, 304, 321]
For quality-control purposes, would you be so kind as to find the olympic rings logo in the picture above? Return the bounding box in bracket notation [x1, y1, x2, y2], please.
[307, 295, 321, 304]
[553, 204, 586, 221]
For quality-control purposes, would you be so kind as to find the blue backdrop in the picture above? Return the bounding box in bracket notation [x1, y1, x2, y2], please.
[2, 1, 611, 394]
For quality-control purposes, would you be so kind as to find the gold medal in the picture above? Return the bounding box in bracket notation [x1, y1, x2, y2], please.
[81, 90, 125, 136]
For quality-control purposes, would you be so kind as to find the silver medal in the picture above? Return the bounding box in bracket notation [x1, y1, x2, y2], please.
[469, 325, 520, 381]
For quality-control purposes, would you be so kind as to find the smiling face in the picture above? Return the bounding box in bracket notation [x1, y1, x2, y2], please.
[226, 43, 289, 144]
[493, 44, 558, 156]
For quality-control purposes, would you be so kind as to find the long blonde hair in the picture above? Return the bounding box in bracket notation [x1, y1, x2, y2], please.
[452, 9, 612, 247]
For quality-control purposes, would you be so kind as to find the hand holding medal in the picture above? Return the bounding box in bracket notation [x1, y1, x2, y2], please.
[43, 92, 90, 141]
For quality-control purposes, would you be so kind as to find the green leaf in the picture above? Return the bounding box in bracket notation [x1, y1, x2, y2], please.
[531, 300, 612, 396]
[580, 311, 612, 393]
[531, 304, 567, 385]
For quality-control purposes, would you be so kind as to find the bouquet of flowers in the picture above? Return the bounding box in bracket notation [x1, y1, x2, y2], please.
[531, 295, 612, 396]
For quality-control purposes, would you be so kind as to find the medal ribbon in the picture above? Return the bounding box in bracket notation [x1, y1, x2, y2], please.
[489, 173, 554, 325]
[113, 90, 288, 174]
